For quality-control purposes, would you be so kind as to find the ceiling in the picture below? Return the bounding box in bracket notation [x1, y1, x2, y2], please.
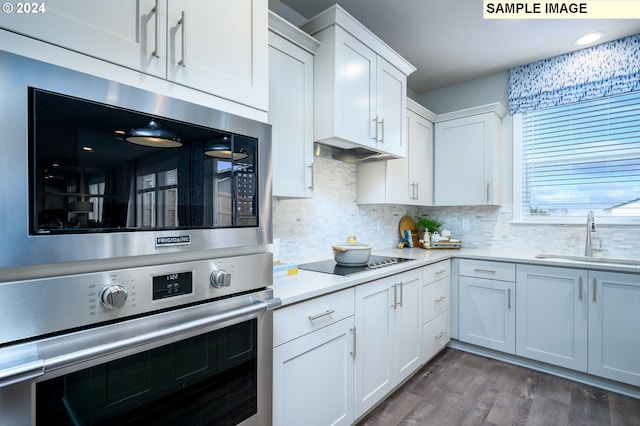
[274, 0, 640, 94]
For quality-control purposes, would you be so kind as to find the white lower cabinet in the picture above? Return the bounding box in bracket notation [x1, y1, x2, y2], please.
[273, 317, 355, 426]
[588, 271, 640, 387]
[459, 260, 516, 354]
[516, 265, 588, 371]
[273, 289, 355, 426]
[354, 269, 422, 418]
[503, 264, 640, 388]
[422, 261, 451, 362]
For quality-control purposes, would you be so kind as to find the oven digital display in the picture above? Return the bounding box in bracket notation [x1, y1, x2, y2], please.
[152, 271, 193, 300]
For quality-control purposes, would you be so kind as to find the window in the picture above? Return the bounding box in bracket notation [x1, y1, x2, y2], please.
[514, 91, 640, 223]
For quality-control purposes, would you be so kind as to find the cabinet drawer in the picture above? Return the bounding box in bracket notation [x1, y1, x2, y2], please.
[423, 310, 450, 363]
[423, 260, 450, 283]
[459, 259, 515, 282]
[423, 277, 450, 324]
[274, 288, 355, 347]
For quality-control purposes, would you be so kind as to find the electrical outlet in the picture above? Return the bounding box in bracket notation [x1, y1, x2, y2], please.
[462, 219, 470, 230]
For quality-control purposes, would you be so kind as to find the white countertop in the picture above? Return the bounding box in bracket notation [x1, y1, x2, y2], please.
[271, 247, 640, 307]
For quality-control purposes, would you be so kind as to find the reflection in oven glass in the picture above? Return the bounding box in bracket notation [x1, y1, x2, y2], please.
[36, 320, 257, 425]
[31, 88, 259, 234]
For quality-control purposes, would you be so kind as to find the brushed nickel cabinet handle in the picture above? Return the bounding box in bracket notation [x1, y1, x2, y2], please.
[308, 163, 314, 190]
[578, 277, 583, 301]
[435, 296, 447, 302]
[391, 284, 397, 309]
[178, 11, 186, 67]
[474, 268, 496, 274]
[435, 331, 446, 339]
[593, 278, 597, 303]
[398, 282, 403, 307]
[379, 118, 385, 143]
[507, 288, 512, 309]
[151, 0, 160, 58]
[350, 327, 357, 358]
[308, 309, 335, 321]
[372, 117, 378, 141]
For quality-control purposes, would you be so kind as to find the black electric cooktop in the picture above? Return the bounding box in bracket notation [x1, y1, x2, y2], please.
[298, 255, 415, 277]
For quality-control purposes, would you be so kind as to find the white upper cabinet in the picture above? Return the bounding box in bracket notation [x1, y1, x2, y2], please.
[434, 103, 506, 206]
[0, 0, 268, 111]
[357, 99, 435, 205]
[167, 0, 268, 111]
[301, 5, 415, 158]
[268, 12, 319, 198]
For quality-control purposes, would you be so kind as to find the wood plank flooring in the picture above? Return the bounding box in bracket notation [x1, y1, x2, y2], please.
[356, 348, 640, 426]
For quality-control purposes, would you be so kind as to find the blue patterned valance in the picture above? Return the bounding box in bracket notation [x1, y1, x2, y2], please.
[509, 34, 640, 114]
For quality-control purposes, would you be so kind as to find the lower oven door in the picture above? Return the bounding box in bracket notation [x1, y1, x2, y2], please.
[0, 289, 280, 426]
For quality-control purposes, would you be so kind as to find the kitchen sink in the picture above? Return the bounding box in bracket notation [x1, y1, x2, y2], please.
[535, 253, 640, 268]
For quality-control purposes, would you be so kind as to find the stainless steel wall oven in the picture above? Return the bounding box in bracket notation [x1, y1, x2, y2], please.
[0, 51, 278, 425]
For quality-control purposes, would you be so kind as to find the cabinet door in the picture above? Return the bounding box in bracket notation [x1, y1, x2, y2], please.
[167, 0, 268, 111]
[386, 107, 433, 205]
[268, 32, 314, 198]
[354, 278, 393, 417]
[459, 276, 515, 353]
[331, 28, 377, 148]
[375, 57, 406, 157]
[354, 269, 423, 417]
[392, 270, 422, 383]
[0, 0, 166, 78]
[588, 271, 640, 387]
[273, 317, 355, 426]
[434, 112, 499, 206]
[516, 265, 588, 372]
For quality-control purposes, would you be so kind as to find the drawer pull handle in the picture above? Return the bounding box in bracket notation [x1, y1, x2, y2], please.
[435, 296, 447, 303]
[308, 309, 335, 321]
[435, 331, 446, 339]
[474, 268, 496, 274]
[507, 288, 512, 309]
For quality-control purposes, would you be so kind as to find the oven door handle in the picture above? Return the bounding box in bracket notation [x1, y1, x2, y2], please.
[0, 296, 281, 388]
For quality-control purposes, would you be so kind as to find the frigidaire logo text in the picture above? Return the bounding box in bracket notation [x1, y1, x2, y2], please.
[156, 236, 191, 247]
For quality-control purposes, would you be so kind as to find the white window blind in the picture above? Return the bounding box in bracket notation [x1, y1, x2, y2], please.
[521, 91, 640, 218]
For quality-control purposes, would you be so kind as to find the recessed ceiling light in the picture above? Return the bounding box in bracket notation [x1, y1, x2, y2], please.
[575, 31, 604, 46]
[82, 146, 94, 152]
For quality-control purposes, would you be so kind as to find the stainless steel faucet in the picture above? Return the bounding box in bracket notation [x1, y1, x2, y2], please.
[585, 210, 596, 256]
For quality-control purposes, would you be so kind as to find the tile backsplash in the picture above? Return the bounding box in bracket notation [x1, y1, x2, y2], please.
[273, 156, 640, 263]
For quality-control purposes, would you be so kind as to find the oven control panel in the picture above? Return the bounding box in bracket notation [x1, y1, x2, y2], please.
[0, 252, 272, 346]
[152, 271, 193, 300]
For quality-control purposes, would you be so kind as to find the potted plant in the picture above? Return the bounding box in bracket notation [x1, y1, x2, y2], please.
[416, 216, 444, 238]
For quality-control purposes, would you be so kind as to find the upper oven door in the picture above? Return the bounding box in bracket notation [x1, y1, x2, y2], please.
[0, 50, 271, 269]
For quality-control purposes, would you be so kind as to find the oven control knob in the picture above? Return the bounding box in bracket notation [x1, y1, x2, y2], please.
[210, 268, 231, 288]
[99, 284, 128, 309]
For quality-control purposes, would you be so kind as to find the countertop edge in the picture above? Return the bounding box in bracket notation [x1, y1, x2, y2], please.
[271, 248, 640, 307]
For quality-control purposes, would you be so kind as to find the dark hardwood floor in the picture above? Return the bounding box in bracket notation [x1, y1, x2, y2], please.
[356, 348, 640, 426]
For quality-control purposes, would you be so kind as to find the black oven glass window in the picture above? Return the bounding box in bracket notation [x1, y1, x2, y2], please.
[29, 88, 259, 234]
[35, 319, 257, 425]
